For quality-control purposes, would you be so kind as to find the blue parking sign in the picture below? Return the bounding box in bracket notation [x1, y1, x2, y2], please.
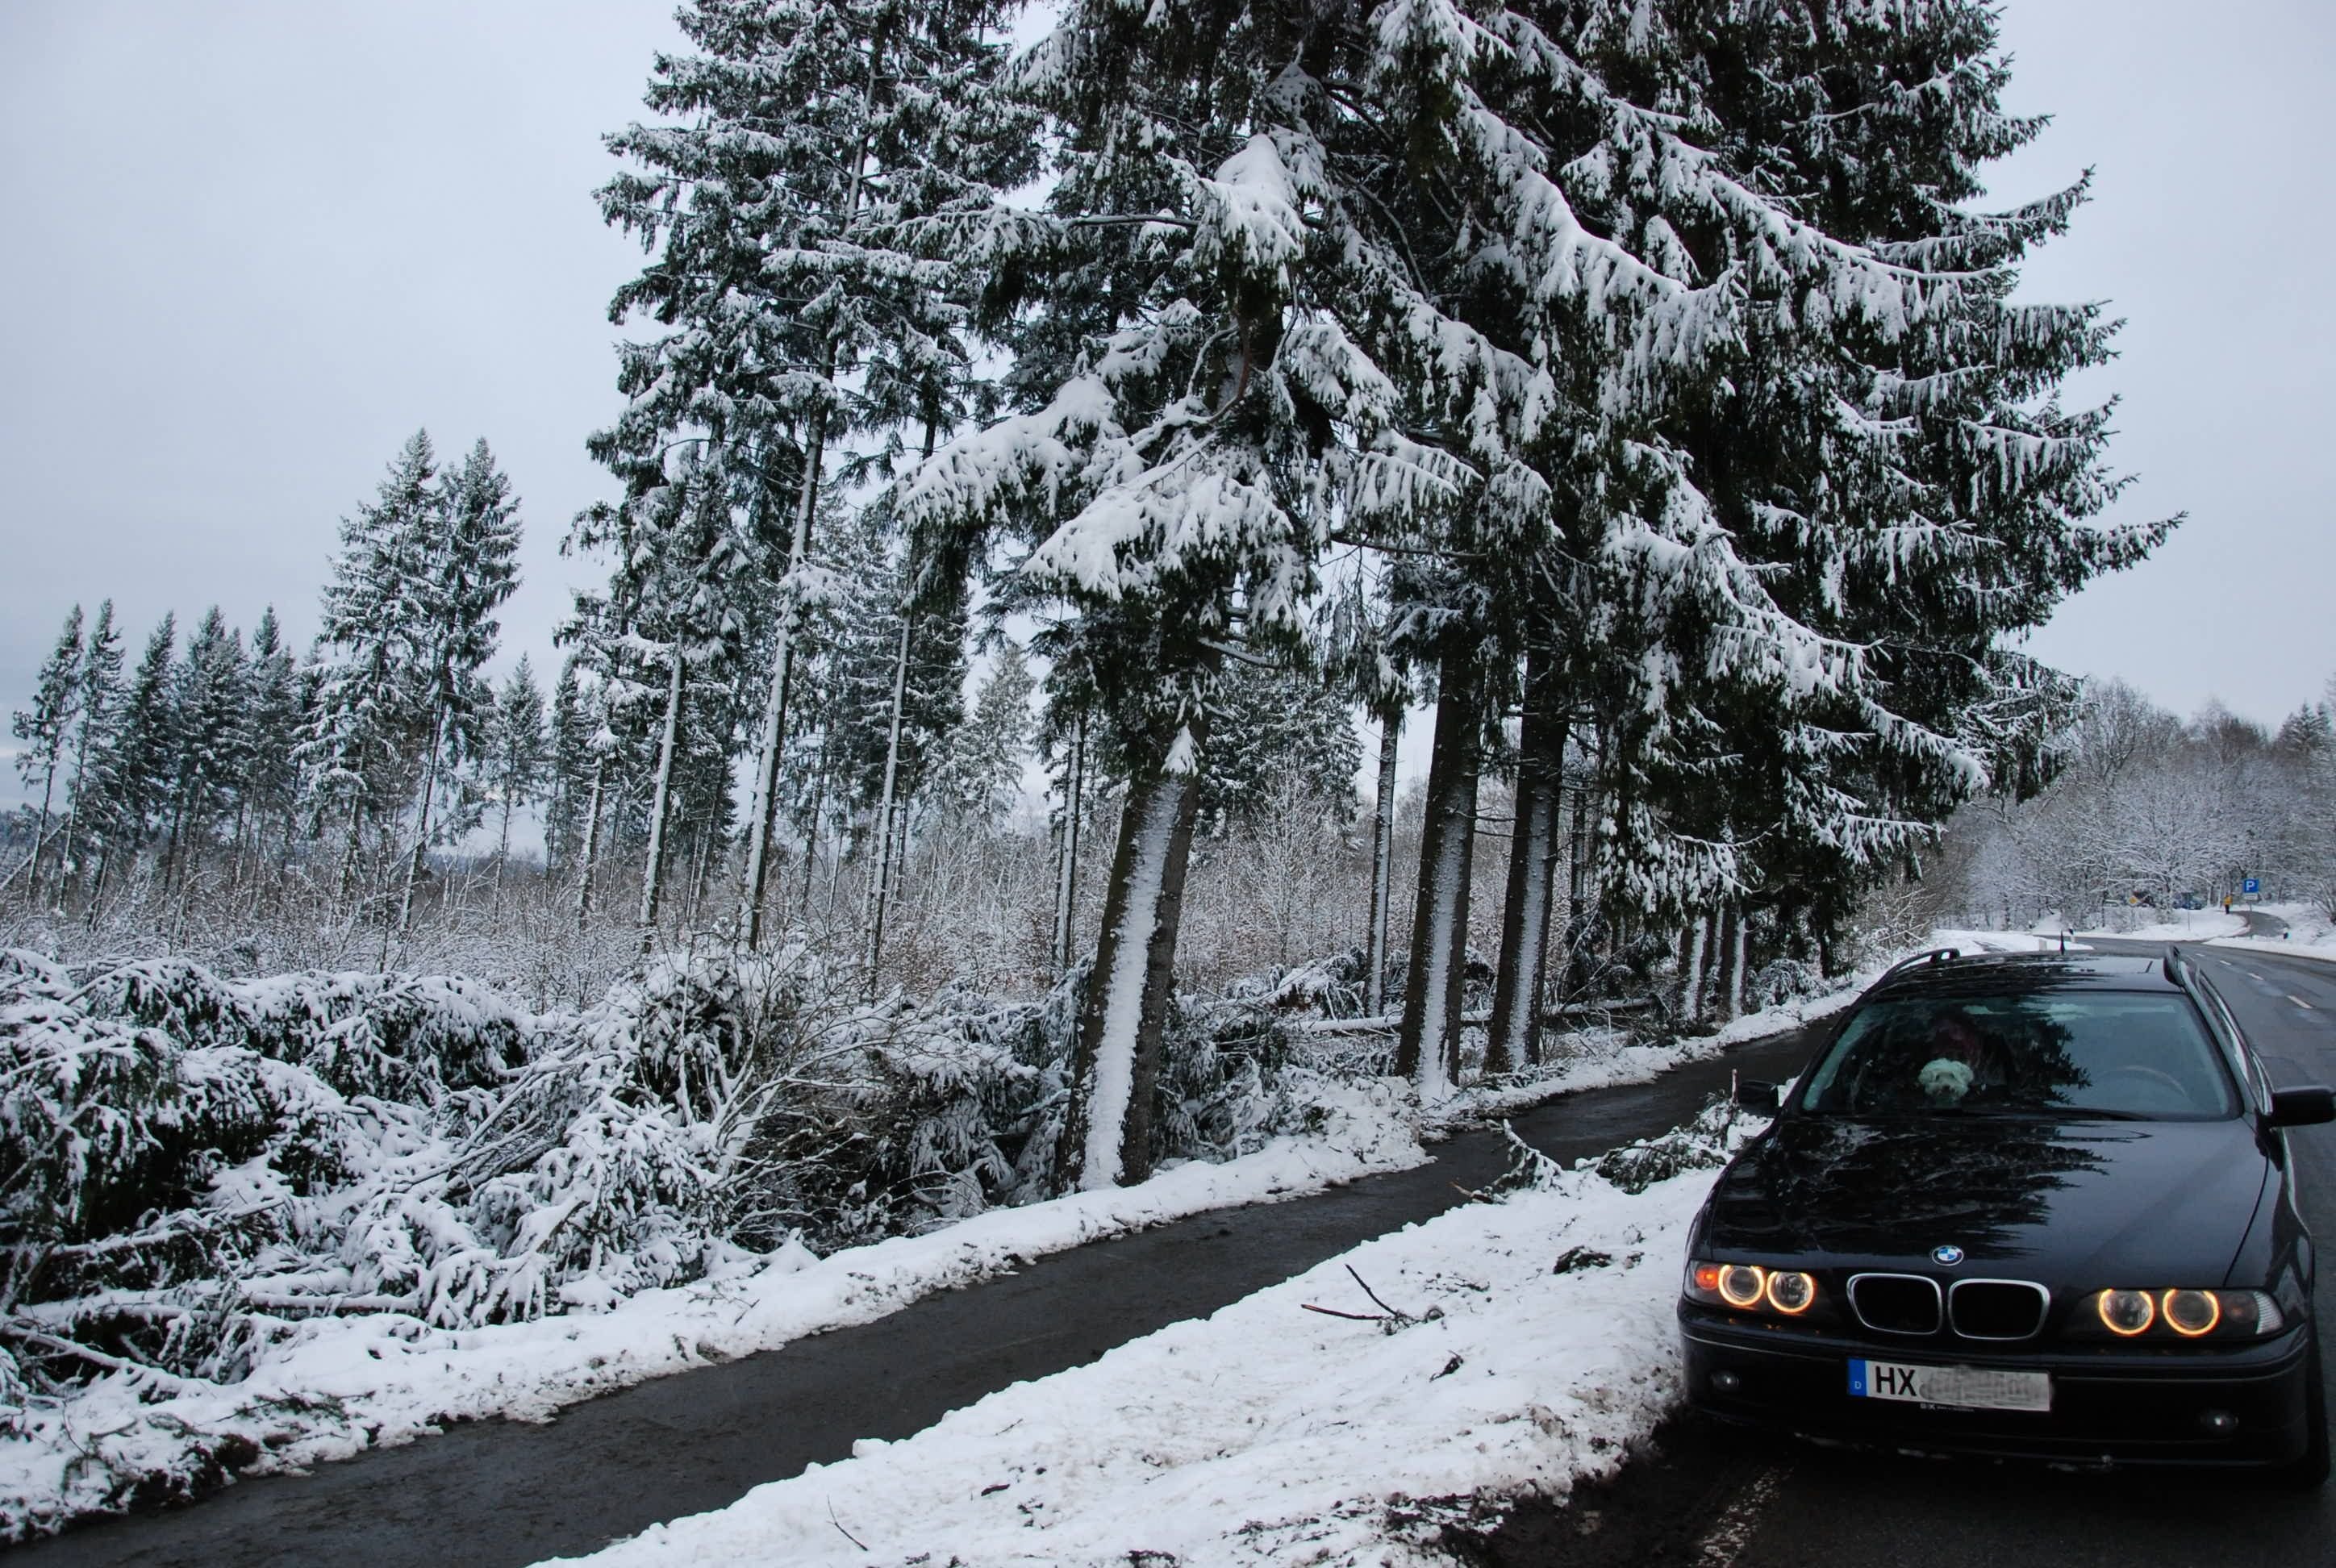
[2243, 878, 2261, 895]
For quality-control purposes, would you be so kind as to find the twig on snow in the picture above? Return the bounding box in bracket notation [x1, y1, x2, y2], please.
[1345, 1266, 1413, 1323]
[1301, 1303, 1386, 1322]
[828, 1496, 869, 1553]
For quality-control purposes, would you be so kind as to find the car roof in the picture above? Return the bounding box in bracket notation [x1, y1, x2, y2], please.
[1867, 950, 2182, 999]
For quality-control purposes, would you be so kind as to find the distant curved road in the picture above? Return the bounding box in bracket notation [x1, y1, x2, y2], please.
[1482, 927, 2336, 1568]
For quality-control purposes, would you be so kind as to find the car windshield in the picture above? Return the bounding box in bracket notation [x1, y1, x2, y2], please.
[1797, 990, 2238, 1120]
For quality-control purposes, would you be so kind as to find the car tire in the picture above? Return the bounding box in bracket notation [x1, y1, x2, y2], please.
[2271, 1330, 2330, 1491]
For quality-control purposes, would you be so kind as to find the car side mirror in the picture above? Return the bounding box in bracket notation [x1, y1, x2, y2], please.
[2267, 1086, 2336, 1128]
[1735, 1077, 1782, 1115]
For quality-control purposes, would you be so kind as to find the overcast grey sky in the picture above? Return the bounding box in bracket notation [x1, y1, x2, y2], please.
[2, 0, 2332, 793]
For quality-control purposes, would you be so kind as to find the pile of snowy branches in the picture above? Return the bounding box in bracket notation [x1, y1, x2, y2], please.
[0, 947, 1326, 1496]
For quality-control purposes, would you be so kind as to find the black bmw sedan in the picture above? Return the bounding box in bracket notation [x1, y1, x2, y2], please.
[1679, 946, 2334, 1483]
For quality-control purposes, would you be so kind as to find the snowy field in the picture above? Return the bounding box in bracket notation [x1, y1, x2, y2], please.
[543, 1111, 1753, 1568]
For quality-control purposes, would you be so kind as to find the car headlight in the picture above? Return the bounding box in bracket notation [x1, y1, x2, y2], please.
[2073, 1288, 2284, 1341]
[1684, 1259, 1825, 1320]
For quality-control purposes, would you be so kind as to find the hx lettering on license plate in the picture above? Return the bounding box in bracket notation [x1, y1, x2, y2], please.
[1848, 1357, 2051, 1412]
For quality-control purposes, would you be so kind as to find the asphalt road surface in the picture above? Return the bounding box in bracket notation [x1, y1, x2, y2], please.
[22, 1021, 1819, 1567]
[1475, 925, 2336, 1568]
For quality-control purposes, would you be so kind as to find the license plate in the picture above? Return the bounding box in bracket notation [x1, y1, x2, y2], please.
[1848, 1357, 2051, 1412]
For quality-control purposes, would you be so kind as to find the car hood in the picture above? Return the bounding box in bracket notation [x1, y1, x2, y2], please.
[1698, 1114, 2273, 1287]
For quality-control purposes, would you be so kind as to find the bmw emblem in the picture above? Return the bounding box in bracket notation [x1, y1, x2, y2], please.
[1932, 1245, 1966, 1267]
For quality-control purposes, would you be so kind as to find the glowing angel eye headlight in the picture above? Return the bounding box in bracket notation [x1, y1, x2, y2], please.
[2098, 1288, 2155, 1337]
[2081, 1289, 2284, 1339]
[1718, 1264, 1768, 1308]
[2163, 1289, 2221, 1337]
[1764, 1271, 1817, 1316]
[1686, 1259, 1828, 1319]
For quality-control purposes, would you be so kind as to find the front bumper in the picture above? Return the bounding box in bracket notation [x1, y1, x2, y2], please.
[1679, 1305, 2317, 1469]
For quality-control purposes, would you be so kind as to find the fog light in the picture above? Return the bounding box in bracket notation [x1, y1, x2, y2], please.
[1712, 1370, 1743, 1394]
[2198, 1409, 2239, 1437]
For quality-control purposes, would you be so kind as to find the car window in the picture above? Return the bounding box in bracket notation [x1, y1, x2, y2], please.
[1796, 991, 2238, 1120]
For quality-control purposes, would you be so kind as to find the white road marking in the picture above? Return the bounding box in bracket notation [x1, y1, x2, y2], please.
[1694, 1466, 1788, 1567]
[2291, 995, 2316, 1011]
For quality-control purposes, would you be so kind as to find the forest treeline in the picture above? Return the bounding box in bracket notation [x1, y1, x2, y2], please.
[7, 0, 2165, 1194]
[1913, 679, 2336, 931]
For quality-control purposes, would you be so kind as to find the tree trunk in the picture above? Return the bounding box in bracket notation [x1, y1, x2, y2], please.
[398, 707, 448, 936]
[85, 844, 111, 931]
[1486, 650, 1567, 1074]
[574, 757, 607, 934]
[1052, 711, 1087, 974]
[336, 794, 365, 911]
[493, 794, 515, 915]
[1364, 708, 1401, 1017]
[1715, 905, 1745, 1023]
[1395, 651, 1482, 1097]
[738, 419, 828, 947]
[23, 760, 59, 905]
[1059, 737, 1204, 1191]
[864, 613, 915, 996]
[637, 646, 689, 951]
[1681, 915, 1709, 1024]
[1564, 769, 1597, 997]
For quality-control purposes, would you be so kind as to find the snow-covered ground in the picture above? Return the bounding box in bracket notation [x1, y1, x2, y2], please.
[0, 1086, 1418, 1541]
[1, 956, 1898, 1541]
[2211, 902, 2336, 963]
[543, 1119, 1746, 1568]
[2072, 910, 2246, 942]
[1927, 927, 2093, 954]
[0, 1005, 1817, 1540]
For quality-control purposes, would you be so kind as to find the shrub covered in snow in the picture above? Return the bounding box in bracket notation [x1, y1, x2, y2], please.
[0, 945, 1323, 1478]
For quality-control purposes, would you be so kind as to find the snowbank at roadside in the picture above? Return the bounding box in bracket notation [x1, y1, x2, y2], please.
[2074, 911, 2246, 942]
[2, 959, 1885, 1541]
[2211, 903, 2336, 964]
[543, 1116, 1747, 1568]
[1929, 927, 2092, 955]
[0, 1083, 1421, 1542]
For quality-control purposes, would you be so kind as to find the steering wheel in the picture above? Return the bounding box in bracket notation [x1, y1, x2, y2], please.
[2098, 1064, 2192, 1109]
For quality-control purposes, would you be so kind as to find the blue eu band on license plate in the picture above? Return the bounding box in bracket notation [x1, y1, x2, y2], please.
[1848, 1357, 2051, 1412]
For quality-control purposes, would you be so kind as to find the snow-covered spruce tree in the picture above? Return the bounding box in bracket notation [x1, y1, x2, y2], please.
[233, 606, 305, 888]
[907, 1, 1483, 1185]
[808, 493, 966, 964]
[595, 0, 1030, 950]
[394, 439, 522, 936]
[923, 636, 1029, 827]
[302, 431, 440, 911]
[1315, 0, 2160, 1080]
[569, 444, 759, 948]
[10, 606, 82, 901]
[483, 656, 552, 907]
[55, 600, 125, 905]
[1550, 0, 2160, 974]
[1322, 565, 1414, 1017]
[1195, 659, 1359, 832]
[86, 615, 178, 910]
[157, 607, 248, 895]
[543, 653, 594, 881]
[553, 581, 653, 932]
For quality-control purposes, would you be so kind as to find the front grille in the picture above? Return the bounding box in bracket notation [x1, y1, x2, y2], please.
[1949, 1279, 2050, 1341]
[1848, 1273, 1942, 1335]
